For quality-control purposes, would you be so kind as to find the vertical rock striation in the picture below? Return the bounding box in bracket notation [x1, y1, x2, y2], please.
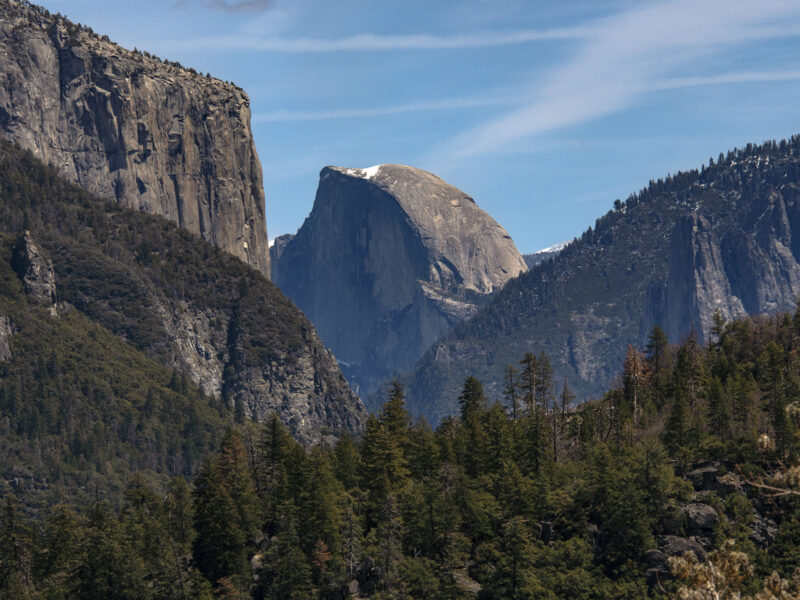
[0, 0, 269, 275]
[273, 164, 527, 399]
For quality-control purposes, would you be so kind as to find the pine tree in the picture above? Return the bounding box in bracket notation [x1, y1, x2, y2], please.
[458, 376, 486, 421]
[457, 376, 489, 477]
[623, 344, 647, 430]
[646, 325, 671, 408]
[555, 379, 575, 462]
[260, 521, 315, 600]
[341, 498, 363, 581]
[333, 432, 361, 491]
[535, 351, 554, 414]
[488, 516, 541, 600]
[504, 365, 520, 421]
[191, 460, 248, 586]
[759, 342, 790, 457]
[376, 492, 404, 594]
[706, 376, 731, 439]
[0, 495, 31, 596]
[519, 353, 538, 416]
[664, 391, 689, 458]
[71, 501, 151, 600]
[215, 430, 259, 541]
[381, 382, 412, 453]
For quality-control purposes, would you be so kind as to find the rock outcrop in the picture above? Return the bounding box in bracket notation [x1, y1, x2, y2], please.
[11, 230, 57, 311]
[272, 164, 527, 398]
[405, 136, 800, 423]
[0, 0, 269, 275]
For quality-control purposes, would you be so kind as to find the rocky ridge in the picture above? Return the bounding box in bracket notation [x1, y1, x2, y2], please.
[0, 0, 269, 275]
[273, 163, 527, 399]
[406, 136, 800, 422]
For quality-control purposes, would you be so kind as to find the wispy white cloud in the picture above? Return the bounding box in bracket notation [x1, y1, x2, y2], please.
[253, 96, 521, 123]
[431, 0, 800, 162]
[172, 0, 274, 12]
[657, 70, 800, 91]
[254, 69, 800, 124]
[160, 26, 589, 53]
[208, 0, 273, 11]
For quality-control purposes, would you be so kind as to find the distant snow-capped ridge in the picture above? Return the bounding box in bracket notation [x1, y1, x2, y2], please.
[536, 241, 567, 254]
[523, 241, 567, 268]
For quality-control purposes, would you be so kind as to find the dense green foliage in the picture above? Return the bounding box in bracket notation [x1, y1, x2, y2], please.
[0, 232, 229, 511]
[6, 304, 800, 598]
[0, 138, 360, 510]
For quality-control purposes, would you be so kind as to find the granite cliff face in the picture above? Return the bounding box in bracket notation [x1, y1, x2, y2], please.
[406, 137, 800, 423]
[273, 164, 527, 399]
[269, 233, 295, 278]
[0, 0, 269, 275]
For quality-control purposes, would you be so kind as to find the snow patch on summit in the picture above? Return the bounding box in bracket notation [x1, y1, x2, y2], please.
[362, 164, 382, 179]
[344, 165, 383, 180]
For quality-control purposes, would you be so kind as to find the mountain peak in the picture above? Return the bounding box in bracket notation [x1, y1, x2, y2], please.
[274, 164, 526, 398]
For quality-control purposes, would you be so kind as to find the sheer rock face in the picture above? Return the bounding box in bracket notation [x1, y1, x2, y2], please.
[143, 293, 367, 444]
[11, 230, 57, 309]
[0, 0, 269, 275]
[273, 164, 527, 398]
[269, 233, 295, 279]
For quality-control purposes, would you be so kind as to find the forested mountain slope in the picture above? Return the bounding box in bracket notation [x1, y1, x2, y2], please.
[0, 229, 230, 511]
[406, 136, 800, 423]
[0, 140, 366, 453]
[6, 303, 800, 599]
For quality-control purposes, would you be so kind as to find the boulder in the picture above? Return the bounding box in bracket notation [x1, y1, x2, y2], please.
[687, 463, 722, 491]
[686, 503, 718, 534]
[657, 535, 707, 561]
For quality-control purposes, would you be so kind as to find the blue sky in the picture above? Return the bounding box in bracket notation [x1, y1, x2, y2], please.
[39, 0, 800, 253]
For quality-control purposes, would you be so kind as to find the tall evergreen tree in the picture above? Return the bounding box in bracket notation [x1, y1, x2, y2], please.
[457, 376, 489, 477]
[191, 460, 248, 586]
[519, 353, 538, 416]
[646, 325, 671, 408]
[504, 365, 520, 421]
